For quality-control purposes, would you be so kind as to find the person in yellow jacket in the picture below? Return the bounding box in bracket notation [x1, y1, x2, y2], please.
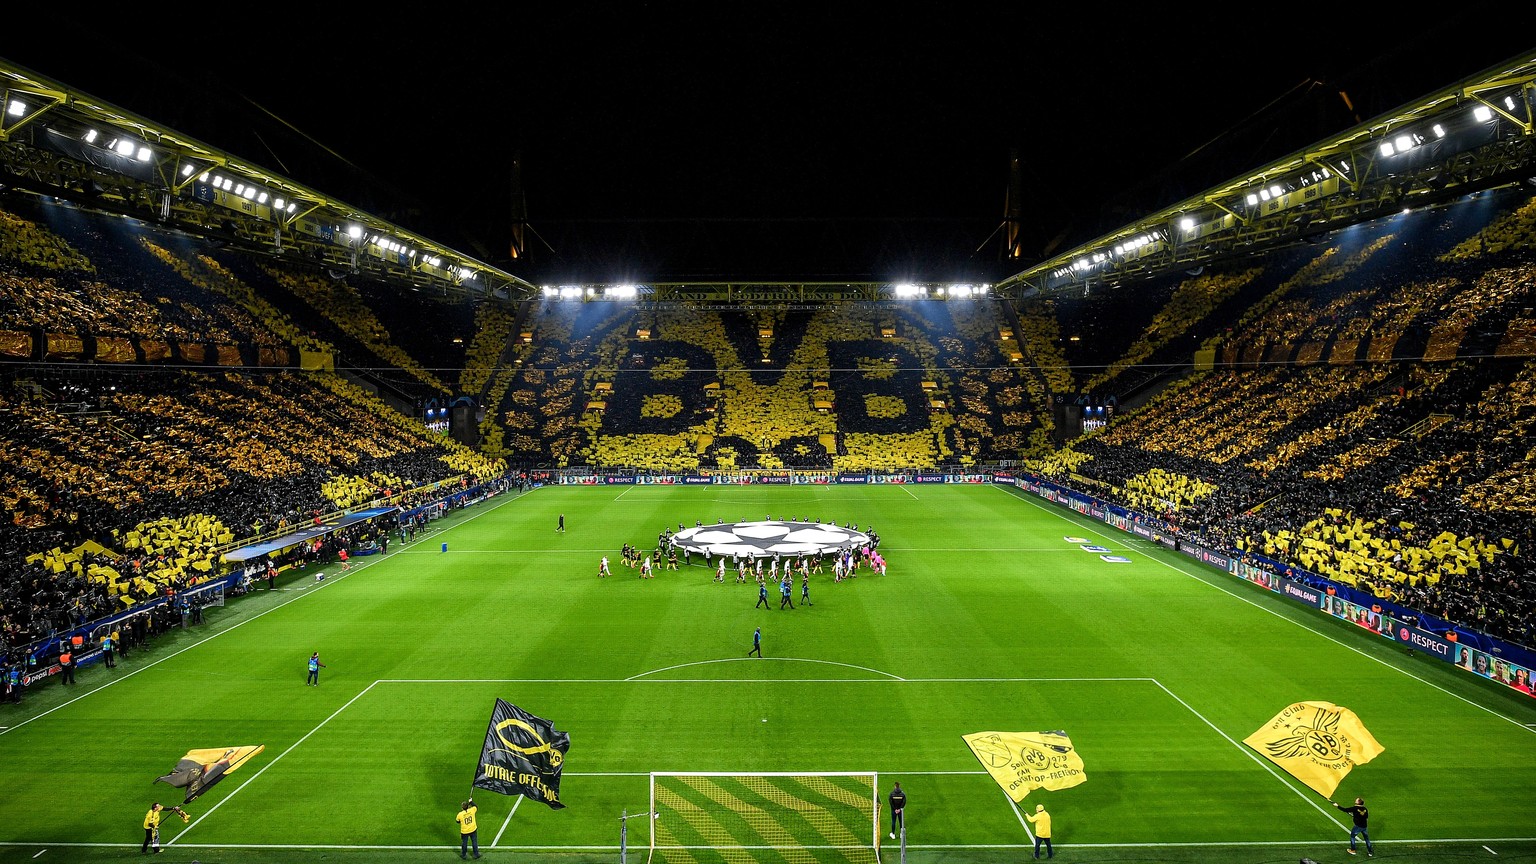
[456, 797, 481, 860]
[1024, 803, 1053, 858]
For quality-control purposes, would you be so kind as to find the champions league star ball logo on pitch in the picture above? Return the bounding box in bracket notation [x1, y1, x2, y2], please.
[671, 520, 872, 559]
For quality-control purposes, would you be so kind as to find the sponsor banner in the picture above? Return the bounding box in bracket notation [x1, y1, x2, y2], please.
[1088, 506, 1105, 518]
[758, 475, 791, 485]
[1320, 594, 1389, 638]
[1235, 561, 1279, 590]
[1392, 621, 1454, 659]
[1080, 545, 1111, 553]
[602, 476, 636, 485]
[682, 475, 712, 485]
[1101, 555, 1132, 563]
[914, 474, 947, 483]
[1201, 548, 1235, 572]
[836, 474, 869, 484]
[1132, 524, 1152, 539]
[1106, 513, 1131, 531]
[23, 662, 62, 686]
[1278, 578, 1324, 608]
[1451, 643, 1536, 693]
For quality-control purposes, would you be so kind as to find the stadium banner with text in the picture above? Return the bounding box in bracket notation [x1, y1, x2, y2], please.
[962, 730, 1088, 801]
[1243, 700, 1384, 797]
[836, 474, 869, 483]
[472, 699, 570, 809]
[1391, 620, 1455, 660]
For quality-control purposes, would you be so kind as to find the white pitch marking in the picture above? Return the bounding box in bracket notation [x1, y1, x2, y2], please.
[1485, 845, 1498, 855]
[627, 657, 905, 681]
[492, 794, 524, 846]
[170, 680, 383, 845]
[0, 488, 530, 738]
[998, 484, 1536, 735]
[1148, 678, 1344, 829]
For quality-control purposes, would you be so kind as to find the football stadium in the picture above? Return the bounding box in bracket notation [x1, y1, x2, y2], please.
[2, 22, 1536, 864]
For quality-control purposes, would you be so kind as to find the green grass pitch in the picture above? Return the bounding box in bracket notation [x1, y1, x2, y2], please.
[1, 484, 1532, 864]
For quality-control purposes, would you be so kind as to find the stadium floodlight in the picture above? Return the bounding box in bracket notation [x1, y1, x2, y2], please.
[347, 224, 363, 240]
[650, 772, 881, 864]
[6, 99, 25, 117]
[1472, 104, 1494, 122]
[893, 283, 924, 298]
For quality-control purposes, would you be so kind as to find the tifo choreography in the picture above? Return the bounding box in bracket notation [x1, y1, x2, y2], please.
[669, 520, 872, 560]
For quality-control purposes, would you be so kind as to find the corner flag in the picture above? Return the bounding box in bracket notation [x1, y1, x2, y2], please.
[961, 730, 1087, 801]
[471, 699, 570, 809]
[1243, 700, 1384, 797]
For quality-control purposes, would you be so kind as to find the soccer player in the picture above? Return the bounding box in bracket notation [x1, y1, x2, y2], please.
[338, 547, 351, 571]
[748, 626, 762, 657]
[716, 559, 727, 583]
[640, 556, 653, 579]
[888, 782, 906, 840]
[1331, 797, 1373, 856]
[1024, 803, 1051, 858]
[557, 513, 565, 533]
[599, 556, 610, 578]
[456, 797, 481, 859]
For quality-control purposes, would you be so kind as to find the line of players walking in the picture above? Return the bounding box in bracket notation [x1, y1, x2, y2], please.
[596, 521, 885, 613]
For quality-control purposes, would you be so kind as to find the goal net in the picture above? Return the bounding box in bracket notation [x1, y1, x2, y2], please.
[649, 772, 881, 864]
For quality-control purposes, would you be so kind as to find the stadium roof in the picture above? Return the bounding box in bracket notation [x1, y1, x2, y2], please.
[1, 8, 1532, 291]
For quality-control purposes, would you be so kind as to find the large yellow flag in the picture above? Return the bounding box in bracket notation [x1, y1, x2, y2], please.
[961, 730, 1086, 801]
[1243, 701, 1384, 797]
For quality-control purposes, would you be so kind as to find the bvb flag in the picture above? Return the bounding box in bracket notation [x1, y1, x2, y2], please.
[1243, 700, 1384, 797]
[961, 730, 1087, 801]
[154, 745, 265, 803]
[471, 699, 570, 809]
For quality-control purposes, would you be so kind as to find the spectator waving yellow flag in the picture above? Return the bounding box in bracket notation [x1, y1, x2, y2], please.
[961, 730, 1087, 801]
[1243, 701, 1384, 797]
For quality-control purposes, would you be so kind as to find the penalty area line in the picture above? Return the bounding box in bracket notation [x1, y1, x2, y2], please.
[169, 680, 383, 846]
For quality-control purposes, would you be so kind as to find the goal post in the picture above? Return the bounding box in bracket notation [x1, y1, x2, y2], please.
[649, 771, 881, 864]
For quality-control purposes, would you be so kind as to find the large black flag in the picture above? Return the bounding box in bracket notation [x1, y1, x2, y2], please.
[471, 699, 570, 809]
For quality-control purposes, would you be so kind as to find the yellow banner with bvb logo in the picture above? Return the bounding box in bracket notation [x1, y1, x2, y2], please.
[961, 730, 1086, 802]
[1243, 700, 1384, 797]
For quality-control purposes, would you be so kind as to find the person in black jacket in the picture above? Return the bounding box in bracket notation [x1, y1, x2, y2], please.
[1331, 797, 1373, 856]
[888, 781, 906, 840]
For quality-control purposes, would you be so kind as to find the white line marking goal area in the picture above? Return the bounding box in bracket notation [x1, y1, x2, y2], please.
[97, 673, 1535, 852]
